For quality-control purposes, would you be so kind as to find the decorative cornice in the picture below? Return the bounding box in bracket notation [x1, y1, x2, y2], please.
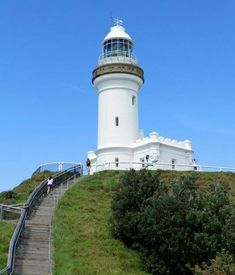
[92, 63, 144, 83]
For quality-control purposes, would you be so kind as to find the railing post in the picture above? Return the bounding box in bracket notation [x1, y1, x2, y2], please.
[58, 163, 61, 172]
[0, 205, 3, 220]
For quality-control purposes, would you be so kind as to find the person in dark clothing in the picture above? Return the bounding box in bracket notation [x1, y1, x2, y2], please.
[86, 158, 91, 175]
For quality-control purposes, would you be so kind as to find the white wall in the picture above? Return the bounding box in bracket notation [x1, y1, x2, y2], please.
[94, 73, 143, 149]
[89, 138, 193, 174]
[133, 142, 192, 170]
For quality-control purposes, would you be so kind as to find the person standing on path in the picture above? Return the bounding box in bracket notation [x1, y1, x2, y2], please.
[86, 158, 91, 175]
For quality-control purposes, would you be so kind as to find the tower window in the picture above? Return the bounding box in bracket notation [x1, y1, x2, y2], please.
[115, 157, 119, 167]
[172, 159, 176, 170]
[115, 116, 119, 126]
[132, 96, 136, 105]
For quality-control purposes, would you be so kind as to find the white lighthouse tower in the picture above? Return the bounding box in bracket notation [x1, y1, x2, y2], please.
[88, 20, 194, 172]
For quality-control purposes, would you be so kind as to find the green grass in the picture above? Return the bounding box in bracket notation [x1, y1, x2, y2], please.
[1, 169, 234, 273]
[53, 170, 235, 275]
[53, 170, 149, 275]
[0, 221, 15, 270]
[0, 171, 53, 205]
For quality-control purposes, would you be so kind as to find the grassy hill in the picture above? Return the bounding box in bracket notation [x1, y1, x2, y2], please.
[53, 170, 149, 274]
[0, 169, 235, 273]
[53, 170, 235, 274]
[0, 171, 53, 205]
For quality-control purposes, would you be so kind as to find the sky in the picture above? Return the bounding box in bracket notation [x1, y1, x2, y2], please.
[0, 0, 235, 191]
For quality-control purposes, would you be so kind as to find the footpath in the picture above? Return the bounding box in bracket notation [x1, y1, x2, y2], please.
[14, 177, 78, 275]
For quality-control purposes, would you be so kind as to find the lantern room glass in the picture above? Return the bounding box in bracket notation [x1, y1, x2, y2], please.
[103, 39, 133, 58]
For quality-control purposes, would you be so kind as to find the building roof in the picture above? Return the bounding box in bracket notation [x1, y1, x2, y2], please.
[103, 25, 133, 42]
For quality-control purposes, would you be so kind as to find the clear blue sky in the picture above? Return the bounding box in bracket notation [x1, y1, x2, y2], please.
[0, 0, 235, 191]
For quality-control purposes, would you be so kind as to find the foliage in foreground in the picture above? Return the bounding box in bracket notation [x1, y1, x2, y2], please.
[0, 221, 15, 270]
[110, 169, 235, 274]
[53, 171, 149, 275]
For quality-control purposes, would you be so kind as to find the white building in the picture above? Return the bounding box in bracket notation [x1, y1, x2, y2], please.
[88, 20, 194, 172]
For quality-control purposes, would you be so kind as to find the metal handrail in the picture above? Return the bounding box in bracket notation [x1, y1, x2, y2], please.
[0, 164, 82, 275]
[0, 205, 22, 221]
[32, 161, 82, 175]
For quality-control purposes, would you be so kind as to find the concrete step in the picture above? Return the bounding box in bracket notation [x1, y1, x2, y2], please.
[24, 224, 50, 230]
[15, 246, 48, 256]
[20, 236, 49, 243]
[16, 247, 48, 256]
[16, 253, 49, 261]
[23, 225, 50, 231]
[14, 262, 50, 274]
[18, 241, 49, 250]
[28, 216, 51, 222]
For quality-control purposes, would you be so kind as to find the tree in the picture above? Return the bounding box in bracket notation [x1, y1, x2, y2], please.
[111, 170, 235, 274]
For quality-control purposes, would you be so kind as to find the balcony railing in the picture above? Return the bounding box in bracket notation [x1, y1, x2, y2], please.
[99, 51, 137, 65]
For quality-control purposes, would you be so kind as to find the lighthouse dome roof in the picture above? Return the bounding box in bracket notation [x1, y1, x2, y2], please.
[103, 24, 132, 43]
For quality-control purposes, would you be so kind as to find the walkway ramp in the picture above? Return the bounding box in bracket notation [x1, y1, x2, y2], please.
[14, 177, 78, 275]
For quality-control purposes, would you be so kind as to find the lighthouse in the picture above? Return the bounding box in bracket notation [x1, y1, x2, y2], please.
[93, 20, 143, 149]
[88, 20, 194, 172]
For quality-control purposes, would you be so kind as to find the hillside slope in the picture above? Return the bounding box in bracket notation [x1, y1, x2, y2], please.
[53, 171, 149, 275]
[0, 171, 53, 205]
[53, 170, 235, 274]
[1, 169, 235, 273]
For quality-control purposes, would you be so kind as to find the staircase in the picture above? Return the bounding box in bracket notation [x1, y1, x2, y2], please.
[14, 177, 77, 275]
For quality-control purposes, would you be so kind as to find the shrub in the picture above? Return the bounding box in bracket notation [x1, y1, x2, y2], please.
[111, 170, 235, 274]
[110, 169, 166, 246]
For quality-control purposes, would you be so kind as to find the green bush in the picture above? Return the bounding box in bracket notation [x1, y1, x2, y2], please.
[110, 169, 165, 246]
[111, 170, 235, 274]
